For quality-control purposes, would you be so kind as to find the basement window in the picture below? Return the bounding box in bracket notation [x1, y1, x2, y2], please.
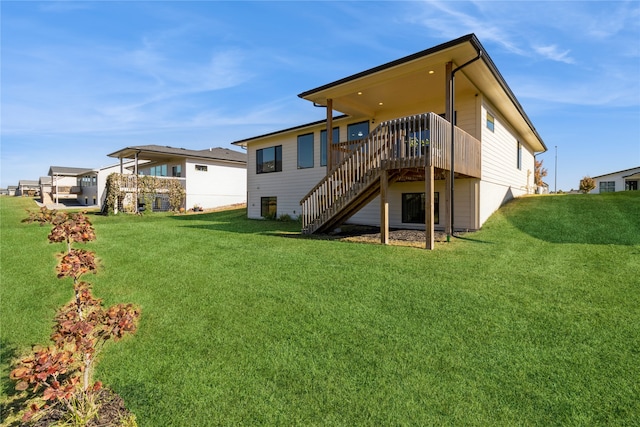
[261, 197, 277, 218]
[402, 192, 439, 224]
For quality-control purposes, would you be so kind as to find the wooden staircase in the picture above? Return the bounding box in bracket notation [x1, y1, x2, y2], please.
[300, 112, 481, 234]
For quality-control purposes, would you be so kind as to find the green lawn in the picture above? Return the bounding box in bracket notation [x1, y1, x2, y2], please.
[1, 193, 639, 426]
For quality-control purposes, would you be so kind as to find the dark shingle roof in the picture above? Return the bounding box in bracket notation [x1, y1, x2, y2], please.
[48, 166, 95, 176]
[107, 145, 246, 164]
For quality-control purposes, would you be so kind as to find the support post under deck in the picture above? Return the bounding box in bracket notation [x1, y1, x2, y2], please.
[425, 163, 434, 250]
[380, 169, 389, 245]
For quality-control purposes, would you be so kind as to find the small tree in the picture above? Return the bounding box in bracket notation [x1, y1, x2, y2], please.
[11, 208, 140, 424]
[534, 159, 548, 187]
[580, 176, 596, 193]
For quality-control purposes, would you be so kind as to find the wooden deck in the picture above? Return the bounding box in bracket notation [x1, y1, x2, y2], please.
[300, 113, 481, 237]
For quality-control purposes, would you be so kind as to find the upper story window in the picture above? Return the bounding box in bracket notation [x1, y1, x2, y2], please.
[347, 121, 369, 141]
[150, 165, 168, 176]
[297, 133, 314, 169]
[172, 165, 182, 177]
[320, 127, 340, 167]
[486, 112, 495, 132]
[256, 145, 282, 174]
[517, 141, 522, 170]
[195, 165, 208, 172]
[78, 176, 96, 187]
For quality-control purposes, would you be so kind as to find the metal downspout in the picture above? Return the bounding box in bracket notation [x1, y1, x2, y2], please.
[448, 50, 482, 240]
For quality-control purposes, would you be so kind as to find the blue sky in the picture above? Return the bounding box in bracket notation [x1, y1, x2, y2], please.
[2, 1, 639, 191]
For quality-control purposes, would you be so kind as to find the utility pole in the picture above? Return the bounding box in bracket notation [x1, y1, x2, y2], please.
[554, 145, 558, 193]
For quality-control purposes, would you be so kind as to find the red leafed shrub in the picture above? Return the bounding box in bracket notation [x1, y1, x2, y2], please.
[12, 208, 140, 424]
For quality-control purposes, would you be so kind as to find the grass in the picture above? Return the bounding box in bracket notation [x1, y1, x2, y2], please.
[1, 192, 639, 426]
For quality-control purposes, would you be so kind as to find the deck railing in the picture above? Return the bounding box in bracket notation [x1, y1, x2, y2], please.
[300, 112, 480, 233]
[115, 174, 186, 192]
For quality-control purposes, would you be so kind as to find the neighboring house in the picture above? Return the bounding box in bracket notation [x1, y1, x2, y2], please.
[77, 161, 139, 208]
[17, 180, 40, 197]
[40, 163, 137, 209]
[45, 166, 95, 206]
[232, 34, 546, 248]
[107, 145, 247, 212]
[6, 186, 18, 196]
[590, 166, 640, 193]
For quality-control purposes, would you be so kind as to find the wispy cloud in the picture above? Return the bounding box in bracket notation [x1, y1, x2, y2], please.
[533, 44, 575, 64]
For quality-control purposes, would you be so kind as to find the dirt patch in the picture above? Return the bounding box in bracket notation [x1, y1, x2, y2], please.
[20, 389, 135, 427]
[312, 224, 449, 248]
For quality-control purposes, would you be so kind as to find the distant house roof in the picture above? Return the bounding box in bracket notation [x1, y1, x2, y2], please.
[18, 180, 40, 187]
[48, 166, 95, 176]
[107, 145, 247, 164]
[40, 176, 52, 185]
[592, 166, 640, 179]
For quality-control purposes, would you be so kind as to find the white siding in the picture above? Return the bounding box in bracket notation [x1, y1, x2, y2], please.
[591, 167, 640, 193]
[185, 159, 246, 209]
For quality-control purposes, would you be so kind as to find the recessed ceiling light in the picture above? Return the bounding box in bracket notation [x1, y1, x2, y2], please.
[378, 102, 383, 106]
[357, 91, 363, 95]
[428, 70, 435, 74]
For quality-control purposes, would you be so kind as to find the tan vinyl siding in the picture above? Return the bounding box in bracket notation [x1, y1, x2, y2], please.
[349, 179, 478, 231]
[479, 98, 536, 224]
[247, 133, 326, 219]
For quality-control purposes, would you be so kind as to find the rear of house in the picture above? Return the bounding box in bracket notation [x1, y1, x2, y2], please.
[107, 145, 247, 212]
[233, 34, 546, 246]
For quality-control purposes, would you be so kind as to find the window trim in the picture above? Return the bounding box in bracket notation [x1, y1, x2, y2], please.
[256, 145, 283, 174]
[260, 196, 277, 218]
[486, 112, 495, 132]
[297, 133, 314, 169]
[401, 192, 439, 224]
[517, 141, 522, 170]
[599, 181, 615, 193]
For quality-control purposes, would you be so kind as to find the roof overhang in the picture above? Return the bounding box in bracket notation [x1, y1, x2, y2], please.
[298, 34, 546, 153]
[107, 145, 246, 165]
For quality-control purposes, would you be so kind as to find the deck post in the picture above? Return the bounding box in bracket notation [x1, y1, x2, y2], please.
[380, 169, 389, 245]
[326, 98, 333, 173]
[425, 163, 434, 250]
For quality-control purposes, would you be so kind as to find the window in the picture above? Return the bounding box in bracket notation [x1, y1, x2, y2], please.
[320, 127, 340, 166]
[402, 192, 439, 224]
[517, 142, 522, 170]
[195, 165, 208, 172]
[150, 165, 168, 176]
[261, 197, 277, 218]
[348, 121, 369, 141]
[256, 145, 282, 174]
[486, 112, 495, 132]
[172, 165, 182, 177]
[297, 133, 314, 169]
[626, 180, 638, 191]
[600, 181, 615, 192]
